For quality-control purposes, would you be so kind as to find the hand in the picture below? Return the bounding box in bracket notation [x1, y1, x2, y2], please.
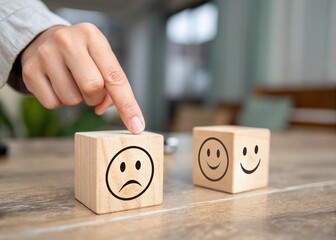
[20, 23, 145, 134]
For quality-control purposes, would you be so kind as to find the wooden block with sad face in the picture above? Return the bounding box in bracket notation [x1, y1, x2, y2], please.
[75, 131, 163, 214]
[193, 126, 270, 193]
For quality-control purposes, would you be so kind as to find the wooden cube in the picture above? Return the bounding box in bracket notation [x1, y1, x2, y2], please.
[75, 131, 164, 214]
[193, 126, 270, 193]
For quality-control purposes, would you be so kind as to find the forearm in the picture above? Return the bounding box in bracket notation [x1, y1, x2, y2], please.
[0, 0, 70, 92]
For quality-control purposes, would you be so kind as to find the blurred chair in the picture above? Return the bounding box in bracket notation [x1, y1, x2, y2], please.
[237, 96, 293, 131]
[171, 102, 235, 132]
[254, 85, 336, 129]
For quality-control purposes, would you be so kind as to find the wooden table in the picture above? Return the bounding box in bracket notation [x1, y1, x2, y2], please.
[0, 128, 335, 239]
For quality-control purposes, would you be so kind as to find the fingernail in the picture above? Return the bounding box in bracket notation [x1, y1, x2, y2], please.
[95, 106, 103, 115]
[95, 109, 103, 115]
[130, 116, 144, 134]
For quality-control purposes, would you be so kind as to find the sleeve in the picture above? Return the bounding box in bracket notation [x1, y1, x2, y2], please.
[0, 0, 70, 93]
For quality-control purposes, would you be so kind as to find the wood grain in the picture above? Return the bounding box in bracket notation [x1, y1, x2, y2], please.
[0, 128, 335, 239]
[193, 126, 270, 193]
[75, 131, 163, 214]
[17, 183, 336, 240]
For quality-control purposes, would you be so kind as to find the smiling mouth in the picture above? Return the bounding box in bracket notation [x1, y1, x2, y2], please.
[206, 161, 221, 170]
[240, 159, 261, 174]
[119, 180, 142, 192]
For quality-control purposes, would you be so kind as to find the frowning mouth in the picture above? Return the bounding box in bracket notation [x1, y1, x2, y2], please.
[119, 180, 142, 192]
[240, 159, 261, 174]
[206, 161, 221, 170]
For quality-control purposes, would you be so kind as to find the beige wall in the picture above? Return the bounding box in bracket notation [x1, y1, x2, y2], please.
[0, 85, 25, 136]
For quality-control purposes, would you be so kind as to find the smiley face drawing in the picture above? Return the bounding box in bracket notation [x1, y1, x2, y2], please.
[105, 146, 154, 201]
[240, 145, 261, 174]
[198, 137, 229, 182]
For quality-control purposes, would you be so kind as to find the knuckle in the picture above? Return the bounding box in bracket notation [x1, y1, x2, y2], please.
[63, 95, 83, 106]
[22, 63, 35, 81]
[81, 79, 104, 95]
[23, 81, 34, 94]
[84, 99, 95, 106]
[77, 22, 98, 36]
[22, 65, 38, 94]
[105, 68, 125, 86]
[42, 100, 62, 110]
[52, 28, 72, 49]
[119, 100, 135, 116]
[36, 45, 51, 61]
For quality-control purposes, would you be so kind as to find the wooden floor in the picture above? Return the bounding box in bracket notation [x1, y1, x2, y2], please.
[0, 128, 335, 239]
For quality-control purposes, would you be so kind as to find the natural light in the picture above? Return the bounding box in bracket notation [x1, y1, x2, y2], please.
[166, 3, 218, 45]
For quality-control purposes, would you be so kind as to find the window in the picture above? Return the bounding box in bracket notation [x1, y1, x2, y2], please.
[165, 2, 218, 100]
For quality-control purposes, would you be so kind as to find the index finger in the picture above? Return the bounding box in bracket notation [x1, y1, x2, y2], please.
[88, 32, 145, 134]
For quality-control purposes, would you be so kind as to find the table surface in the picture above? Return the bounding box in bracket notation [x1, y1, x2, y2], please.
[0, 128, 335, 240]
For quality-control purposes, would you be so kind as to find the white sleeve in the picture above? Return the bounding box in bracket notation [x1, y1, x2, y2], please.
[0, 0, 70, 92]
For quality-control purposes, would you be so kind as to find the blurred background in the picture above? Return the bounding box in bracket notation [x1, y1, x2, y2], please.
[1, 0, 336, 138]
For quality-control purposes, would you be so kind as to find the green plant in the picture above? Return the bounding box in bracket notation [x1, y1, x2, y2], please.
[21, 97, 107, 138]
[0, 101, 15, 137]
[22, 97, 62, 137]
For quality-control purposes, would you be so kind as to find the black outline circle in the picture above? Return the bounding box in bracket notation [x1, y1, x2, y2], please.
[198, 137, 229, 182]
[105, 146, 154, 201]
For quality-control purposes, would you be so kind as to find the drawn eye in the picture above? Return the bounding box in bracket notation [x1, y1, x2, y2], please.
[207, 148, 210, 157]
[217, 149, 220, 158]
[255, 145, 259, 154]
[243, 147, 247, 156]
[135, 160, 141, 170]
[120, 162, 126, 172]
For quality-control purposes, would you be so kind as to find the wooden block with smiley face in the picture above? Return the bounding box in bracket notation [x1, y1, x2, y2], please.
[75, 131, 163, 214]
[193, 126, 270, 193]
